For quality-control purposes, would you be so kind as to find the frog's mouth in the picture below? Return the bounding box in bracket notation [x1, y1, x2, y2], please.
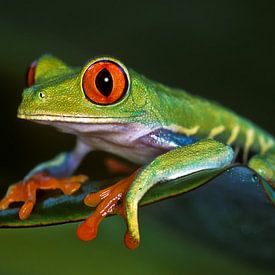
[17, 113, 143, 124]
[17, 112, 150, 140]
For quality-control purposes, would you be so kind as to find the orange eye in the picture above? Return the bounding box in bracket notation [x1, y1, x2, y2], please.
[82, 60, 129, 105]
[26, 60, 37, 87]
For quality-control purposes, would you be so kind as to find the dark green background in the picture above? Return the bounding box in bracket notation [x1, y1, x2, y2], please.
[0, 1, 274, 274]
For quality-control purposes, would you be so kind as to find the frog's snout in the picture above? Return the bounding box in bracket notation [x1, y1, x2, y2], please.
[17, 87, 45, 118]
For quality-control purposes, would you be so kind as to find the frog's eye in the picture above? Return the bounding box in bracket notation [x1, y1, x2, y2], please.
[82, 60, 129, 105]
[26, 60, 37, 87]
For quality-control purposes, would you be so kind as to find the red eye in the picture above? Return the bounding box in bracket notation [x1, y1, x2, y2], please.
[26, 60, 37, 87]
[82, 60, 129, 105]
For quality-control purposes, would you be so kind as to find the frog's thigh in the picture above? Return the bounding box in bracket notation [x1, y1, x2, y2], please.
[248, 151, 275, 203]
[125, 139, 234, 243]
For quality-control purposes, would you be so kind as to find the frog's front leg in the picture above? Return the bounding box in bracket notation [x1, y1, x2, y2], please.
[25, 139, 91, 179]
[0, 139, 91, 219]
[78, 139, 234, 249]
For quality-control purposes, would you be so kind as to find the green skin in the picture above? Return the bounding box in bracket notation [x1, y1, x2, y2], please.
[11, 55, 275, 246]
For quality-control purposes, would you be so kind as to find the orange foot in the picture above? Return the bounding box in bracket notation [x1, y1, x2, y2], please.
[0, 172, 88, 220]
[104, 158, 135, 174]
[77, 170, 139, 250]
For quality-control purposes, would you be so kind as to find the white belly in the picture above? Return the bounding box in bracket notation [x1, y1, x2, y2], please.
[53, 121, 168, 164]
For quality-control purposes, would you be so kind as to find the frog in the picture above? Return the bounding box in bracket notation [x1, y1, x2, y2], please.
[0, 55, 274, 249]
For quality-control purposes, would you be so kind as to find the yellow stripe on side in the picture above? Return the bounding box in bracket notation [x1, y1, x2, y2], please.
[208, 125, 225, 139]
[259, 136, 274, 154]
[227, 125, 240, 145]
[166, 125, 200, 137]
[243, 129, 255, 162]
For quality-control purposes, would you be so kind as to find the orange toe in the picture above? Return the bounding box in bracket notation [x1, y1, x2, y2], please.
[84, 188, 112, 207]
[124, 230, 140, 250]
[19, 200, 34, 220]
[77, 214, 102, 241]
[77, 170, 139, 247]
[60, 175, 88, 195]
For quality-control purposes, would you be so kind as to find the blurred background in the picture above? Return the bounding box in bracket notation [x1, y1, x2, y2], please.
[0, 0, 274, 274]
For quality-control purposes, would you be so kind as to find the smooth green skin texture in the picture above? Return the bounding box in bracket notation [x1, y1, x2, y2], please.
[13, 55, 275, 246]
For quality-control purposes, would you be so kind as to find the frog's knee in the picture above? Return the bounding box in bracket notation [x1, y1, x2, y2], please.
[248, 155, 274, 182]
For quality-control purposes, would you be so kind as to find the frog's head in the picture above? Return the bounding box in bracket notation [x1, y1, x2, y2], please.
[18, 55, 153, 128]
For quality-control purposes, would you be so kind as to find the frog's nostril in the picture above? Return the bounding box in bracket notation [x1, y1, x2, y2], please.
[39, 92, 45, 99]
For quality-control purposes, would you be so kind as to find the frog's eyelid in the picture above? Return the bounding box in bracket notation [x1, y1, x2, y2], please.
[34, 56, 74, 83]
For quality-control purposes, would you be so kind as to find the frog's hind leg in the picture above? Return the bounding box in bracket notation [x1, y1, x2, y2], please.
[248, 151, 275, 203]
[78, 139, 234, 249]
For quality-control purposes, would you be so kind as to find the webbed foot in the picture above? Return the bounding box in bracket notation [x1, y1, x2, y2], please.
[77, 170, 140, 249]
[0, 172, 87, 219]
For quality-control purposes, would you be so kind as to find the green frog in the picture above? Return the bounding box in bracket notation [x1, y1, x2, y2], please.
[0, 55, 274, 249]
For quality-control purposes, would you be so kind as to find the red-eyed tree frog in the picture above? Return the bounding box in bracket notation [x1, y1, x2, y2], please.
[0, 55, 274, 249]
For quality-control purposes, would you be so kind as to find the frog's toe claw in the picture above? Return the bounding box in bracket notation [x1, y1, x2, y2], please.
[60, 175, 88, 195]
[77, 212, 101, 241]
[0, 182, 26, 211]
[0, 197, 12, 210]
[0, 172, 88, 219]
[124, 230, 140, 250]
[77, 170, 140, 249]
[19, 200, 34, 220]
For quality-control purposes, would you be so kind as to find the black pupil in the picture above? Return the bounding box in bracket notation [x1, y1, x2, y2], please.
[95, 68, 113, 97]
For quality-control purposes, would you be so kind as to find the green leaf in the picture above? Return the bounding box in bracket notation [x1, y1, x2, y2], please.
[0, 165, 258, 227]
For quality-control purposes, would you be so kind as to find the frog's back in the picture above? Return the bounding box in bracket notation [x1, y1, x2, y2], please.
[153, 82, 275, 160]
